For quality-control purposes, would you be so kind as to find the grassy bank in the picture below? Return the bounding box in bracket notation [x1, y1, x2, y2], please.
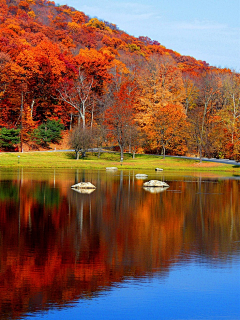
[0, 151, 240, 172]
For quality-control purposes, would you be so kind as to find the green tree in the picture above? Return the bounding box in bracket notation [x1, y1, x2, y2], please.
[0, 128, 20, 151]
[33, 119, 64, 147]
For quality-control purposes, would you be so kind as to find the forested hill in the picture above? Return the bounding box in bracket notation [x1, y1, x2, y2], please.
[0, 0, 239, 160]
[0, 0, 208, 67]
[0, 0, 209, 71]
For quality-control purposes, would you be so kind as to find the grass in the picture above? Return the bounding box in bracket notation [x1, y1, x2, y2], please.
[0, 150, 240, 173]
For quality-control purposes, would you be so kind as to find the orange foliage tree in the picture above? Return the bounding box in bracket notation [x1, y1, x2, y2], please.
[57, 48, 114, 128]
[188, 70, 222, 160]
[105, 76, 138, 161]
[145, 103, 188, 157]
[0, 0, 239, 158]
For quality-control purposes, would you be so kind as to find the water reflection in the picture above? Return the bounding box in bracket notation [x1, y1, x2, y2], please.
[0, 169, 239, 319]
[143, 186, 169, 193]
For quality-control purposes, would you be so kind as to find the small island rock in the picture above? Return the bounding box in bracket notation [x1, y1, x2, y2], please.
[71, 182, 96, 189]
[143, 180, 169, 188]
[155, 168, 163, 171]
[135, 174, 148, 178]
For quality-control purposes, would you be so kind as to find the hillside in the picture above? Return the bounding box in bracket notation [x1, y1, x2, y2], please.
[0, 0, 209, 70]
[0, 0, 239, 160]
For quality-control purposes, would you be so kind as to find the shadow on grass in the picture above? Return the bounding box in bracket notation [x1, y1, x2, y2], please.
[87, 152, 123, 161]
[64, 151, 123, 161]
[135, 153, 162, 160]
[68, 151, 142, 162]
[65, 152, 76, 160]
[233, 174, 240, 178]
[65, 153, 93, 160]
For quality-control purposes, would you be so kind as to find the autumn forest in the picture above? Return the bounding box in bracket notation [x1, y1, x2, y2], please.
[0, 0, 240, 160]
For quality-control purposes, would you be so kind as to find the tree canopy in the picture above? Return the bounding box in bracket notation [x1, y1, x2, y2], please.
[0, 0, 239, 160]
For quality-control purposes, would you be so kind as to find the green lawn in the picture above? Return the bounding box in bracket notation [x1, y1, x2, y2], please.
[0, 151, 239, 173]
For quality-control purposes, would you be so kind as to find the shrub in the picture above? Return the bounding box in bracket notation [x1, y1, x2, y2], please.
[0, 128, 20, 151]
[33, 119, 64, 147]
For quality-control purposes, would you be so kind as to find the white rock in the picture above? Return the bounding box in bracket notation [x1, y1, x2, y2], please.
[135, 174, 148, 178]
[143, 180, 169, 188]
[155, 168, 163, 171]
[106, 167, 118, 170]
[71, 182, 96, 189]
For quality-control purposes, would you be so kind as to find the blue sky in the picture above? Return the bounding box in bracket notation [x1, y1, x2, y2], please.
[57, 0, 240, 71]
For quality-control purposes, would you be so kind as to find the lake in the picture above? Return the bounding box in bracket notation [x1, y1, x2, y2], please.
[0, 168, 239, 320]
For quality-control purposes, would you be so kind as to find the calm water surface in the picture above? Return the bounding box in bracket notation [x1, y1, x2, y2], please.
[0, 168, 239, 320]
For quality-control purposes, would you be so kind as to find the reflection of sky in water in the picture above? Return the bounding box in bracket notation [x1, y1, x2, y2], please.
[26, 262, 240, 320]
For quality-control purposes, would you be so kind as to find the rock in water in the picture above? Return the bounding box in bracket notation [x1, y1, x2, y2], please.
[143, 180, 169, 187]
[135, 174, 148, 178]
[106, 167, 118, 170]
[155, 168, 163, 171]
[71, 182, 96, 189]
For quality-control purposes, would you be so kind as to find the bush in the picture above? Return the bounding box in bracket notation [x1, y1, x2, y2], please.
[0, 128, 20, 151]
[33, 119, 64, 147]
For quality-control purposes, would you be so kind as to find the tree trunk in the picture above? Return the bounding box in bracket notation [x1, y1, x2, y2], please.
[120, 145, 124, 162]
[30, 99, 35, 118]
[76, 151, 79, 160]
[163, 145, 166, 159]
[82, 102, 86, 129]
[70, 113, 73, 130]
[199, 103, 208, 163]
[91, 103, 94, 129]
[199, 144, 203, 163]
[20, 91, 24, 153]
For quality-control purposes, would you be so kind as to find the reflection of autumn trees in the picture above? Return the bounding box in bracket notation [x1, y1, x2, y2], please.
[0, 171, 239, 318]
[182, 179, 240, 258]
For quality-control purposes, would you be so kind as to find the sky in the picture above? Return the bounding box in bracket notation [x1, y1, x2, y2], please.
[56, 0, 240, 71]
